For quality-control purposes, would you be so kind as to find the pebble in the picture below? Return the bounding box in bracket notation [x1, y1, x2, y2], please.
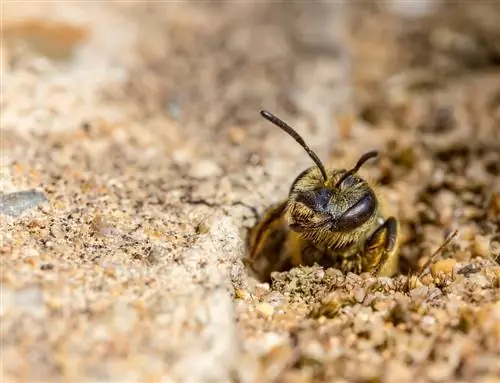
[421, 274, 434, 286]
[264, 291, 286, 308]
[460, 225, 477, 241]
[426, 362, 453, 382]
[303, 340, 325, 362]
[234, 288, 251, 301]
[473, 235, 491, 258]
[384, 359, 413, 383]
[431, 258, 457, 277]
[255, 302, 274, 318]
[249, 332, 287, 355]
[409, 286, 429, 301]
[468, 273, 490, 289]
[491, 267, 500, 280]
[354, 287, 366, 303]
[0, 190, 48, 217]
[407, 275, 423, 289]
[490, 193, 500, 215]
[113, 302, 138, 333]
[171, 149, 191, 166]
[262, 342, 295, 382]
[420, 315, 437, 334]
[228, 127, 246, 145]
[1, 286, 46, 317]
[189, 160, 222, 179]
[253, 283, 270, 299]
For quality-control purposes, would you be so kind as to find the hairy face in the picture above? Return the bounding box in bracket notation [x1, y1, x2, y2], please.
[285, 166, 378, 234]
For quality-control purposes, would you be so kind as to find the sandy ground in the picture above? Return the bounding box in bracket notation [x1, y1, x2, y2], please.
[1, 2, 500, 383]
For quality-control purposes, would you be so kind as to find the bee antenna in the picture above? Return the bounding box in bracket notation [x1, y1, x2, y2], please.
[260, 110, 328, 182]
[335, 150, 379, 188]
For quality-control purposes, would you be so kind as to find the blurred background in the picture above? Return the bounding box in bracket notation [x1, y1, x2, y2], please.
[2, 1, 500, 382]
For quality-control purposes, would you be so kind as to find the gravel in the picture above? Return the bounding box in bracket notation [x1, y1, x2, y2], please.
[1, 1, 500, 382]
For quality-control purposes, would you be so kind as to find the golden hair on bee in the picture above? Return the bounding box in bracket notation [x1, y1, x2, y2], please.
[246, 110, 400, 282]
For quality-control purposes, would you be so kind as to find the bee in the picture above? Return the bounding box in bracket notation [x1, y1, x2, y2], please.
[245, 110, 400, 282]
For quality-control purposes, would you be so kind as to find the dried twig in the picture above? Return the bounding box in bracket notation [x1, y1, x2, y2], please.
[417, 229, 459, 279]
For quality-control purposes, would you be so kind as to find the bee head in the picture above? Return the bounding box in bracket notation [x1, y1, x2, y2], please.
[260, 110, 379, 235]
[286, 164, 378, 234]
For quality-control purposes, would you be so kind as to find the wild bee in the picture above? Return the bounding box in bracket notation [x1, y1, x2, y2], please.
[245, 110, 400, 282]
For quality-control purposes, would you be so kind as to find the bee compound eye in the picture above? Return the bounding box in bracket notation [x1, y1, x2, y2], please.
[334, 191, 377, 231]
[339, 174, 356, 187]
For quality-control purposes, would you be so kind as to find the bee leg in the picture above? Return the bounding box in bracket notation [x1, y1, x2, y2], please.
[365, 217, 399, 276]
[340, 255, 363, 275]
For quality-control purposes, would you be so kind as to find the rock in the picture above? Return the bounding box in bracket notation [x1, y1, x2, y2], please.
[255, 302, 274, 318]
[0, 190, 48, 217]
[264, 291, 287, 308]
[473, 235, 491, 258]
[227, 127, 246, 145]
[189, 160, 222, 179]
[468, 273, 491, 289]
[1, 286, 46, 317]
[431, 258, 457, 277]
[354, 287, 366, 303]
[170, 289, 238, 383]
[420, 315, 437, 335]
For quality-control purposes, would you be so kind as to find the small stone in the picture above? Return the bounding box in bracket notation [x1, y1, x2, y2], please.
[264, 291, 286, 308]
[426, 362, 453, 382]
[372, 299, 393, 313]
[491, 267, 500, 280]
[453, 250, 471, 262]
[383, 359, 413, 383]
[354, 287, 366, 303]
[353, 311, 371, 334]
[234, 288, 250, 300]
[490, 193, 500, 215]
[410, 286, 429, 301]
[475, 375, 500, 383]
[460, 225, 477, 241]
[189, 159, 222, 179]
[195, 220, 211, 234]
[0, 190, 48, 217]
[370, 318, 387, 346]
[420, 315, 437, 334]
[277, 369, 313, 383]
[468, 273, 490, 288]
[171, 148, 192, 165]
[113, 302, 138, 333]
[248, 332, 287, 356]
[431, 258, 457, 277]
[255, 302, 274, 318]
[408, 275, 423, 289]
[457, 263, 481, 277]
[91, 214, 117, 237]
[228, 127, 246, 145]
[302, 340, 325, 363]
[40, 263, 54, 271]
[253, 283, 270, 299]
[473, 235, 491, 258]
[463, 207, 483, 220]
[1, 286, 46, 317]
[262, 342, 294, 381]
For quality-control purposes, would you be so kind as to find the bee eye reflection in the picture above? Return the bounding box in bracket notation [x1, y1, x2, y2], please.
[334, 191, 377, 231]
